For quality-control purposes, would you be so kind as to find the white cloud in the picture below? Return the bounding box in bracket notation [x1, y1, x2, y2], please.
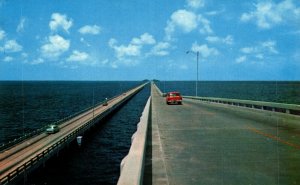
[78, 25, 101, 35]
[80, 37, 91, 47]
[49, 13, 73, 32]
[197, 15, 213, 34]
[261, 40, 278, 54]
[115, 44, 140, 58]
[109, 33, 156, 60]
[1, 40, 23, 52]
[111, 61, 118, 69]
[241, 40, 278, 55]
[41, 34, 70, 59]
[241, 0, 300, 29]
[206, 35, 233, 45]
[255, 54, 264, 59]
[236, 56, 247, 63]
[17, 17, 26, 33]
[109, 38, 141, 59]
[205, 36, 219, 43]
[0, 28, 6, 40]
[241, 47, 255, 54]
[223, 35, 234, 45]
[21, 52, 28, 58]
[3, 56, 13, 62]
[165, 9, 198, 40]
[239, 40, 278, 62]
[30, 58, 44, 65]
[67, 50, 89, 62]
[205, 9, 225, 16]
[186, 0, 205, 9]
[149, 42, 171, 56]
[191, 43, 219, 58]
[131, 33, 156, 45]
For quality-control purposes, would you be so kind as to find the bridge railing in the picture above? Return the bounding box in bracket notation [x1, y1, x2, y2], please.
[0, 113, 102, 185]
[118, 97, 151, 185]
[152, 82, 300, 116]
[184, 96, 300, 116]
[0, 83, 144, 152]
[0, 83, 147, 185]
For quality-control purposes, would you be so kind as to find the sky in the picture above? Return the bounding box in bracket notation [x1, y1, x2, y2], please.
[0, 0, 299, 81]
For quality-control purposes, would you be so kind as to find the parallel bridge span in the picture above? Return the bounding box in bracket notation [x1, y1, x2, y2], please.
[0, 83, 147, 185]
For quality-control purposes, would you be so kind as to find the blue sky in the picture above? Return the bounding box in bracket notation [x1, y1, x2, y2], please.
[0, 0, 299, 80]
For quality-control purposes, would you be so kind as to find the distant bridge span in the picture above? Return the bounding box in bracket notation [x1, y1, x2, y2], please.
[0, 83, 147, 185]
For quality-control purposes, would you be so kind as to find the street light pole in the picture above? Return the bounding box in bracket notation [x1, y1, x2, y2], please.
[187, 51, 199, 97]
[196, 51, 199, 97]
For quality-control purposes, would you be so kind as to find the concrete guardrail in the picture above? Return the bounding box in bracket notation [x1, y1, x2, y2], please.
[117, 96, 151, 185]
[152, 82, 300, 116]
[152, 82, 163, 97]
[184, 96, 300, 116]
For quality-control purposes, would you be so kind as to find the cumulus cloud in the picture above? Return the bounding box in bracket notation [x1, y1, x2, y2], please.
[17, 17, 26, 33]
[240, 47, 255, 54]
[241, 40, 278, 55]
[206, 35, 233, 45]
[78, 25, 101, 35]
[131, 33, 156, 45]
[0, 40, 23, 52]
[109, 33, 156, 60]
[239, 40, 279, 62]
[197, 15, 213, 34]
[186, 0, 205, 9]
[30, 58, 44, 65]
[3, 56, 13, 62]
[149, 42, 171, 56]
[21, 52, 28, 58]
[261, 40, 278, 54]
[49, 13, 73, 32]
[165, 9, 198, 40]
[41, 34, 70, 59]
[191, 42, 219, 58]
[109, 39, 141, 59]
[236, 56, 247, 63]
[0, 29, 5, 40]
[67, 50, 89, 62]
[241, 0, 300, 29]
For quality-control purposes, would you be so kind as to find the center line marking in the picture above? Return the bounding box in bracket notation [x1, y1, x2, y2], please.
[247, 126, 300, 150]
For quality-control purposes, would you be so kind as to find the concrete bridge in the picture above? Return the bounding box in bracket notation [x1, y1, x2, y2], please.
[1, 82, 300, 185]
[0, 83, 146, 185]
[119, 82, 300, 185]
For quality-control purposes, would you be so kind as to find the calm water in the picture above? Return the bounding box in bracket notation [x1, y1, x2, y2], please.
[1, 81, 299, 184]
[0, 81, 143, 144]
[156, 81, 300, 105]
[0, 81, 150, 185]
[22, 84, 150, 185]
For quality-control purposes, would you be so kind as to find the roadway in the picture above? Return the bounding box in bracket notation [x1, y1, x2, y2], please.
[0, 83, 146, 183]
[143, 85, 300, 185]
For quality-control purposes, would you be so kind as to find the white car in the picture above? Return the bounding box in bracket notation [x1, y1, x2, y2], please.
[46, 124, 60, 134]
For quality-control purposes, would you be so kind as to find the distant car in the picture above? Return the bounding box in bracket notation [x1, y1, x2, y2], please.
[46, 124, 60, 134]
[166, 92, 183, 105]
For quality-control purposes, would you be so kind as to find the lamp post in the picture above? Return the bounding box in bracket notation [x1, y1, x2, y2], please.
[186, 51, 199, 97]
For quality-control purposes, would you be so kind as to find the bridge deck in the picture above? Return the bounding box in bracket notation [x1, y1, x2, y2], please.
[0, 84, 146, 184]
[144, 84, 300, 184]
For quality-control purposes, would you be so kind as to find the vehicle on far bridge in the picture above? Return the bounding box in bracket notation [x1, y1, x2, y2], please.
[166, 92, 183, 105]
[46, 124, 60, 134]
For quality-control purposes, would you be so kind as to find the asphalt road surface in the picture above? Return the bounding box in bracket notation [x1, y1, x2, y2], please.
[144, 85, 300, 185]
